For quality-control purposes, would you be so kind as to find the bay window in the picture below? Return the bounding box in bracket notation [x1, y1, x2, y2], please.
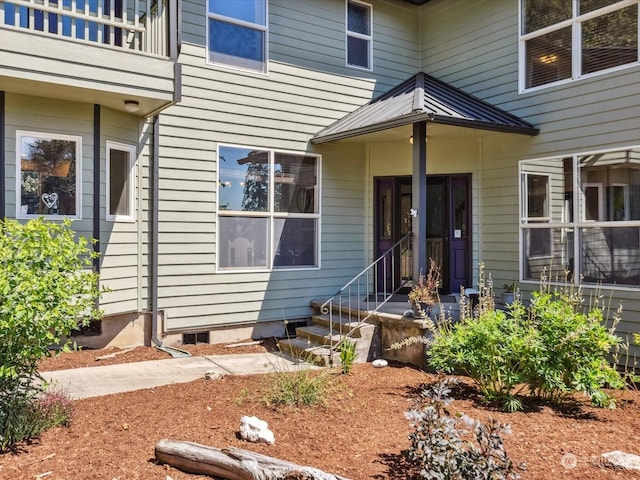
[217, 145, 320, 271]
[520, 0, 639, 90]
[16, 131, 80, 219]
[520, 147, 640, 287]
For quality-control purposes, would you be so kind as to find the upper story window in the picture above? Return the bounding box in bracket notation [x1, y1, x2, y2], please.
[207, 0, 268, 73]
[16, 131, 81, 220]
[347, 0, 372, 70]
[520, 0, 639, 91]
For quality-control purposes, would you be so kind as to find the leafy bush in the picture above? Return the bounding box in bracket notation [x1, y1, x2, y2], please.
[429, 308, 533, 412]
[0, 218, 101, 449]
[527, 288, 622, 406]
[405, 379, 519, 480]
[428, 269, 623, 410]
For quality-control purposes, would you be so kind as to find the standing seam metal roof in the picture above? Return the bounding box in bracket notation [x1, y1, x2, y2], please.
[311, 72, 539, 144]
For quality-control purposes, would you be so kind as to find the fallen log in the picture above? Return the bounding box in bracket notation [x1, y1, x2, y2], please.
[155, 439, 350, 480]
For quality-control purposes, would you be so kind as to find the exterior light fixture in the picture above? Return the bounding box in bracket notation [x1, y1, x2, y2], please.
[124, 100, 140, 112]
[409, 136, 413, 144]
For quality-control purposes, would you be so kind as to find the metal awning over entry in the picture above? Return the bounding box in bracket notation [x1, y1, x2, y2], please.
[312, 72, 538, 144]
[311, 72, 539, 284]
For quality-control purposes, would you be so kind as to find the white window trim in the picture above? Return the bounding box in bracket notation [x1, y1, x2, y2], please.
[346, 0, 373, 71]
[205, 0, 269, 75]
[518, 0, 640, 93]
[106, 140, 136, 222]
[15, 130, 82, 220]
[215, 144, 322, 273]
[518, 144, 640, 290]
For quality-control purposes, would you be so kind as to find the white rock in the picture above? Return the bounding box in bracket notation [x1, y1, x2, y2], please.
[372, 359, 388, 368]
[601, 451, 640, 471]
[204, 370, 224, 380]
[239, 416, 275, 444]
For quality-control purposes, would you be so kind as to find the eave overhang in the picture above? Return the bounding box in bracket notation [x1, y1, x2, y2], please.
[312, 72, 539, 144]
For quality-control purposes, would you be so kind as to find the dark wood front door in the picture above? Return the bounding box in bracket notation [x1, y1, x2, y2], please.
[375, 175, 470, 294]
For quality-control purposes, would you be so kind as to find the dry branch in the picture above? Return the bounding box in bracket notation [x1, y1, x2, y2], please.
[155, 439, 349, 480]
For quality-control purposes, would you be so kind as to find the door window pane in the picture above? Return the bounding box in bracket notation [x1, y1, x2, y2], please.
[219, 216, 268, 269]
[273, 218, 317, 268]
[18, 133, 79, 218]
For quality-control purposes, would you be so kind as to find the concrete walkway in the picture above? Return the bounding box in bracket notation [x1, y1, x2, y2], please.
[42, 352, 308, 400]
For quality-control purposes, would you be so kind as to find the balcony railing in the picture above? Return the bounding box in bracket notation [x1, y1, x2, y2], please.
[0, 0, 169, 56]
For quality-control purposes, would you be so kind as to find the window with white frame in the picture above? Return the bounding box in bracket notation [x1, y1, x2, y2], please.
[520, 0, 639, 90]
[520, 147, 640, 287]
[347, 0, 372, 70]
[217, 145, 320, 270]
[207, 0, 268, 73]
[16, 131, 80, 219]
[106, 141, 135, 222]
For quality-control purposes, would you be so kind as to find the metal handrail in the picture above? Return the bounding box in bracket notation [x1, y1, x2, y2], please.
[320, 232, 413, 365]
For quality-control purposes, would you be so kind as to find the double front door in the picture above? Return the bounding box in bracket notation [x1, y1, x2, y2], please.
[375, 175, 470, 294]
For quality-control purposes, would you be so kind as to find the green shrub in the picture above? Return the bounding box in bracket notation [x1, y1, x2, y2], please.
[0, 218, 101, 449]
[428, 270, 623, 411]
[527, 289, 622, 406]
[405, 379, 519, 480]
[429, 308, 534, 411]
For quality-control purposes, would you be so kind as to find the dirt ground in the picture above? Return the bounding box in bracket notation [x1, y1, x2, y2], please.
[0, 341, 639, 480]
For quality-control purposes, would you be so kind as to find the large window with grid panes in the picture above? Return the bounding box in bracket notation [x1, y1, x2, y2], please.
[217, 145, 320, 271]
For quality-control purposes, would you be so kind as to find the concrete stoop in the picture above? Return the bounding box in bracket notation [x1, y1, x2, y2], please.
[277, 306, 377, 367]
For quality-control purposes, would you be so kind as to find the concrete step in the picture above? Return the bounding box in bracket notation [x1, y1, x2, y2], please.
[296, 324, 343, 346]
[311, 314, 364, 337]
[277, 337, 338, 367]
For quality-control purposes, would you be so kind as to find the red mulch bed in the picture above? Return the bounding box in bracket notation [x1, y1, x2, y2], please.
[0, 342, 638, 479]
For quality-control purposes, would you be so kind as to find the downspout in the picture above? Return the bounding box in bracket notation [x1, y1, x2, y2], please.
[150, 114, 161, 347]
[93, 105, 101, 309]
[149, 115, 189, 357]
[0, 91, 5, 219]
